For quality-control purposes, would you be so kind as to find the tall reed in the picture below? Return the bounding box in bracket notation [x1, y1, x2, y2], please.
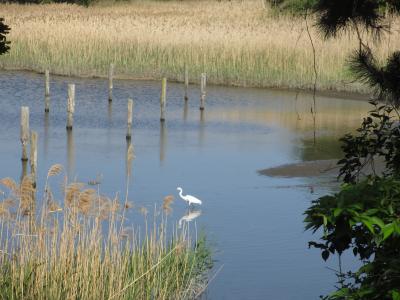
[0, 165, 212, 299]
[0, 1, 399, 93]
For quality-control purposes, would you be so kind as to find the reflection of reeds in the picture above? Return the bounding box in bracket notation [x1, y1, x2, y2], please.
[0, 165, 212, 299]
[207, 97, 370, 134]
[1, 2, 399, 92]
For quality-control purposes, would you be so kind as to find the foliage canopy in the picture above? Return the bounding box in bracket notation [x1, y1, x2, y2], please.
[301, 0, 400, 299]
[0, 17, 10, 55]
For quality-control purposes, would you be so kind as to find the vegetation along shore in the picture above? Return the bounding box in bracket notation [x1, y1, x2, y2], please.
[0, 0, 399, 93]
[0, 165, 212, 299]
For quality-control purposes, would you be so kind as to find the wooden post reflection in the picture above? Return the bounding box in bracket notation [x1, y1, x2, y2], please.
[159, 122, 167, 163]
[199, 110, 205, 146]
[44, 112, 49, 157]
[183, 100, 188, 122]
[126, 140, 134, 180]
[21, 159, 28, 182]
[66, 130, 75, 179]
[108, 101, 113, 124]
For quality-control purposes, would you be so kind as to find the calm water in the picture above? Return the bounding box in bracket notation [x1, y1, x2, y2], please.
[0, 71, 371, 299]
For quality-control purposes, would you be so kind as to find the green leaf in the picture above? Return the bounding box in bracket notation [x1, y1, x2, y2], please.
[370, 216, 385, 229]
[323, 215, 328, 227]
[361, 218, 375, 234]
[358, 262, 373, 274]
[382, 223, 394, 241]
[350, 204, 363, 210]
[364, 209, 380, 216]
[392, 290, 400, 300]
[330, 288, 350, 297]
[333, 208, 342, 217]
[394, 221, 400, 234]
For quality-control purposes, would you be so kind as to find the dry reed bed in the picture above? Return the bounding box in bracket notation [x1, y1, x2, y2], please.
[0, 0, 399, 92]
[0, 165, 211, 299]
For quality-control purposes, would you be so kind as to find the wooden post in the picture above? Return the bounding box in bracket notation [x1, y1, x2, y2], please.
[108, 63, 114, 102]
[261, 0, 266, 9]
[30, 131, 38, 187]
[184, 65, 189, 101]
[160, 78, 167, 122]
[66, 84, 75, 130]
[126, 98, 133, 140]
[20, 107, 29, 161]
[200, 73, 206, 111]
[45, 70, 50, 112]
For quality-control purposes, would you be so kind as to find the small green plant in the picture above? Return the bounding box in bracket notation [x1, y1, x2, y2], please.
[338, 100, 400, 183]
[304, 1, 400, 299]
[305, 177, 400, 299]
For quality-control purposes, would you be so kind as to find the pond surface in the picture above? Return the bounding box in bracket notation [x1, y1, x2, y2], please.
[0, 71, 371, 299]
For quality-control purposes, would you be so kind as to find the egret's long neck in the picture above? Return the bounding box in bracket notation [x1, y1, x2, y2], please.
[179, 189, 184, 198]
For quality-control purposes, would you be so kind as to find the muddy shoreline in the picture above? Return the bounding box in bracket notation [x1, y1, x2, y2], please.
[259, 158, 386, 179]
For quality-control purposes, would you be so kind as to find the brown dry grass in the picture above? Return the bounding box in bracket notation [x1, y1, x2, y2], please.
[0, 0, 399, 92]
[0, 165, 211, 299]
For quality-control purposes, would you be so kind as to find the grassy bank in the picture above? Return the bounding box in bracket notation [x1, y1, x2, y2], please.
[0, 165, 212, 299]
[0, 0, 399, 93]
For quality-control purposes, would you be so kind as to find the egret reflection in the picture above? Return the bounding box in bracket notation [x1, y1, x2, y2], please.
[178, 209, 202, 228]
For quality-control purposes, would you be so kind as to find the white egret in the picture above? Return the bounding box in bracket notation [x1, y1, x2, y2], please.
[176, 187, 202, 206]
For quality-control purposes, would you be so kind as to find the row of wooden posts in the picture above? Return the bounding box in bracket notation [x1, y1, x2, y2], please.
[44, 64, 206, 126]
[20, 64, 208, 181]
